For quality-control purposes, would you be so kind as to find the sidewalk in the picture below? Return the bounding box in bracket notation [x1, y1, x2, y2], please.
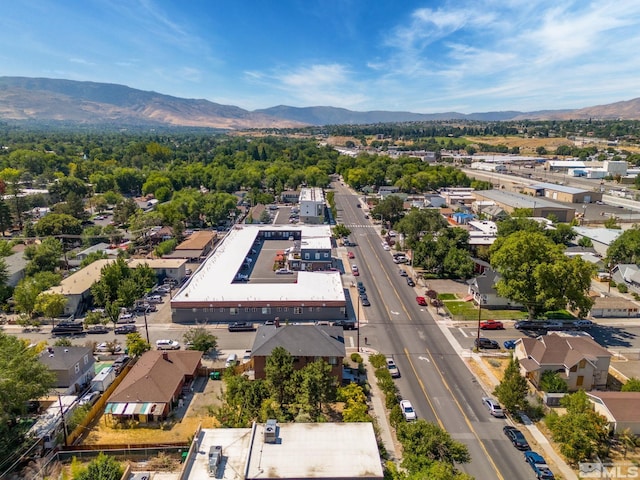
[430, 304, 578, 480]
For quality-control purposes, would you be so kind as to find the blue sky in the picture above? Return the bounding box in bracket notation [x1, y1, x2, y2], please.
[2, 0, 639, 113]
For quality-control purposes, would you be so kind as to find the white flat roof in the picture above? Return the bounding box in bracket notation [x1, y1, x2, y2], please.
[173, 225, 344, 304]
[299, 187, 324, 203]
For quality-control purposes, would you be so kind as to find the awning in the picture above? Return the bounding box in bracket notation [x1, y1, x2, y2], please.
[140, 403, 153, 415]
[133, 403, 146, 414]
[112, 403, 127, 415]
[124, 403, 137, 415]
[104, 403, 114, 414]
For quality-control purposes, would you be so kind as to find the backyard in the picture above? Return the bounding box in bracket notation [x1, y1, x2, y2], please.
[443, 298, 528, 321]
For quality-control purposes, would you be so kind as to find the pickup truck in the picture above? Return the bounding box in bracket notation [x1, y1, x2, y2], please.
[228, 322, 256, 332]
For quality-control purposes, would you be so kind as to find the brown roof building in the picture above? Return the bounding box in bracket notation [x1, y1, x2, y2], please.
[106, 350, 202, 422]
[515, 333, 611, 391]
[164, 231, 217, 261]
[588, 392, 640, 434]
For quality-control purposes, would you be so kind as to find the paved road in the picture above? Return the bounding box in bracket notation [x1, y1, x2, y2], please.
[332, 181, 534, 480]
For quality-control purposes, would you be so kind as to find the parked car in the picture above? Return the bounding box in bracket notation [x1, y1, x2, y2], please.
[235, 273, 249, 281]
[573, 319, 594, 328]
[95, 342, 122, 353]
[416, 296, 428, 306]
[398, 269, 408, 277]
[78, 391, 100, 406]
[347, 251, 355, 259]
[156, 339, 180, 350]
[482, 396, 504, 417]
[503, 426, 530, 450]
[87, 325, 109, 334]
[503, 339, 517, 350]
[242, 350, 252, 364]
[514, 320, 548, 331]
[117, 313, 135, 324]
[112, 354, 131, 373]
[353, 269, 360, 276]
[154, 284, 171, 294]
[333, 320, 357, 330]
[228, 322, 256, 332]
[361, 297, 371, 307]
[382, 244, 390, 251]
[146, 295, 163, 304]
[475, 337, 500, 349]
[524, 451, 555, 479]
[399, 399, 417, 421]
[386, 357, 400, 378]
[480, 319, 504, 330]
[275, 268, 293, 274]
[114, 324, 137, 334]
[406, 277, 415, 287]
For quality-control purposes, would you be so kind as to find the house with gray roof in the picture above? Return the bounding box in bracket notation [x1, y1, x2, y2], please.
[467, 268, 521, 308]
[4, 250, 28, 287]
[251, 324, 346, 381]
[38, 346, 95, 394]
[514, 333, 611, 391]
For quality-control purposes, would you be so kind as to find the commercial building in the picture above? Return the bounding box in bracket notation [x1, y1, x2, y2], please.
[186, 422, 383, 480]
[520, 182, 602, 204]
[299, 187, 326, 224]
[170, 225, 346, 324]
[472, 190, 576, 222]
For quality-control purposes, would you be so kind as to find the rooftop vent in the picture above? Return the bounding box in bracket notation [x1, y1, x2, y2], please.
[264, 419, 277, 443]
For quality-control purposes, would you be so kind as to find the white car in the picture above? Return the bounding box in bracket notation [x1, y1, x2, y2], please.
[386, 357, 400, 378]
[400, 399, 417, 421]
[79, 391, 100, 406]
[482, 396, 505, 417]
[383, 244, 391, 251]
[275, 268, 293, 274]
[156, 339, 180, 350]
[95, 342, 121, 353]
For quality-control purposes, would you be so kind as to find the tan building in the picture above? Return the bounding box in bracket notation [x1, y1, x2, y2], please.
[164, 230, 217, 261]
[521, 182, 602, 204]
[590, 296, 640, 318]
[588, 392, 640, 434]
[473, 189, 576, 222]
[515, 333, 612, 391]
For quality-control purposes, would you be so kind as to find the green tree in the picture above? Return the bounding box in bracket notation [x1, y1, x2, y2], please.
[621, 377, 640, 392]
[126, 332, 151, 357]
[545, 390, 609, 464]
[491, 231, 594, 319]
[34, 292, 68, 321]
[332, 224, 352, 239]
[338, 383, 372, 423]
[396, 420, 470, 472]
[607, 227, 640, 264]
[13, 272, 61, 317]
[76, 452, 124, 480]
[296, 359, 336, 418]
[33, 213, 82, 237]
[265, 346, 294, 407]
[493, 356, 528, 413]
[539, 370, 568, 393]
[24, 237, 63, 275]
[0, 332, 56, 453]
[372, 195, 404, 226]
[546, 223, 576, 245]
[183, 327, 218, 352]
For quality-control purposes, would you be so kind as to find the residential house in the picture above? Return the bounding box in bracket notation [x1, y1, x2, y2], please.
[588, 392, 640, 434]
[163, 230, 217, 262]
[424, 194, 446, 208]
[467, 268, 520, 308]
[5, 250, 28, 287]
[105, 350, 202, 422]
[378, 186, 400, 199]
[288, 236, 332, 271]
[515, 333, 612, 391]
[483, 205, 509, 221]
[251, 325, 346, 382]
[590, 296, 640, 318]
[134, 196, 159, 212]
[75, 242, 116, 262]
[38, 346, 95, 394]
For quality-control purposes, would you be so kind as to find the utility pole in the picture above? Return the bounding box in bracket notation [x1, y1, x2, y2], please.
[57, 394, 68, 446]
[476, 299, 482, 349]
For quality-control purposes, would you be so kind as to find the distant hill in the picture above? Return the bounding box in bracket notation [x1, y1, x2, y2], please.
[0, 76, 639, 129]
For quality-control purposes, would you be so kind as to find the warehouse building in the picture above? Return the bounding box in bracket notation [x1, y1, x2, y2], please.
[472, 190, 576, 222]
[520, 182, 602, 204]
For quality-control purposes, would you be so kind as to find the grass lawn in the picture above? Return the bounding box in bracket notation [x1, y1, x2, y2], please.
[438, 293, 458, 301]
[444, 301, 528, 321]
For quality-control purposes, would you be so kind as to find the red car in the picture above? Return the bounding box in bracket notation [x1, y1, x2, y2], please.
[416, 296, 427, 306]
[480, 319, 504, 330]
[353, 270, 359, 276]
[347, 251, 355, 259]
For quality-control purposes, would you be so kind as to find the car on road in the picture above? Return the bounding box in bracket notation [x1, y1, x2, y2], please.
[416, 296, 428, 306]
[333, 320, 357, 330]
[361, 297, 371, 306]
[359, 291, 368, 300]
[482, 396, 504, 417]
[475, 337, 500, 349]
[87, 325, 109, 334]
[347, 251, 355, 259]
[114, 324, 137, 334]
[95, 342, 122, 353]
[156, 339, 180, 350]
[398, 269, 407, 277]
[357, 285, 366, 295]
[353, 269, 360, 276]
[524, 451, 555, 479]
[386, 357, 400, 378]
[573, 319, 593, 328]
[503, 426, 530, 450]
[399, 399, 417, 421]
[406, 277, 415, 287]
[503, 339, 517, 350]
[235, 273, 249, 281]
[228, 322, 256, 332]
[154, 284, 172, 294]
[382, 244, 390, 251]
[480, 319, 504, 330]
[275, 268, 293, 274]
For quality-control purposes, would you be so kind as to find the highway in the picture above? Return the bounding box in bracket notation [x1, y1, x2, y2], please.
[332, 180, 534, 480]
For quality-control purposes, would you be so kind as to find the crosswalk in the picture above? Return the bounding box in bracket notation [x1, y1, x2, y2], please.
[339, 223, 376, 229]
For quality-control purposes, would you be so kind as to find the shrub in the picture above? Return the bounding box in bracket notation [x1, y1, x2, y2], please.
[385, 390, 399, 409]
[389, 405, 404, 428]
[618, 283, 629, 293]
[369, 353, 387, 369]
[350, 352, 363, 364]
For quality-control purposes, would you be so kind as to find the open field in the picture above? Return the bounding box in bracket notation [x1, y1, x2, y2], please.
[444, 300, 528, 321]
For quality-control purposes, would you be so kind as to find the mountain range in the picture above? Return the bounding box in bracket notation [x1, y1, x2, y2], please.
[1, 76, 639, 130]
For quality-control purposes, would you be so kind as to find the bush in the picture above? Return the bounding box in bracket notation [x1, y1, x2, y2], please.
[385, 390, 399, 409]
[369, 353, 387, 369]
[350, 352, 363, 364]
[618, 283, 629, 293]
[389, 405, 404, 428]
[609, 280, 617, 288]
